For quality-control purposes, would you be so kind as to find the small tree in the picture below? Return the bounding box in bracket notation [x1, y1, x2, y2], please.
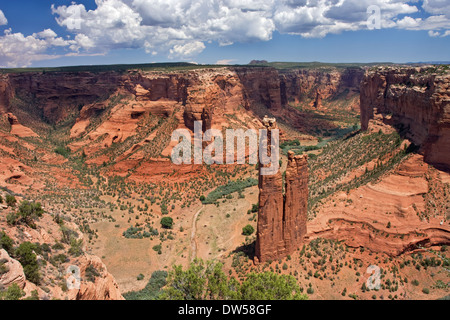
[3, 283, 24, 300]
[17, 201, 44, 228]
[15, 242, 40, 285]
[0, 231, 14, 255]
[5, 195, 16, 207]
[161, 217, 174, 229]
[242, 224, 255, 236]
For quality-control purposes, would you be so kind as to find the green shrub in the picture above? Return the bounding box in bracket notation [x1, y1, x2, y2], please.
[24, 290, 39, 300]
[240, 272, 308, 300]
[54, 146, 70, 158]
[160, 203, 169, 215]
[60, 226, 79, 244]
[0, 258, 8, 276]
[124, 270, 168, 300]
[123, 226, 143, 239]
[0, 195, 3, 203]
[5, 195, 16, 207]
[50, 254, 68, 265]
[15, 242, 40, 285]
[6, 212, 18, 226]
[161, 217, 174, 229]
[68, 239, 83, 257]
[85, 265, 100, 282]
[2, 283, 24, 300]
[0, 232, 14, 255]
[15, 201, 44, 228]
[152, 244, 162, 254]
[242, 225, 255, 236]
[202, 178, 258, 204]
[52, 242, 64, 250]
[422, 288, 430, 294]
[137, 274, 145, 281]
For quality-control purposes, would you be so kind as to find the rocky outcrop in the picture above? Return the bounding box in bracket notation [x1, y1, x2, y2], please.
[0, 249, 26, 289]
[255, 119, 308, 263]
[71, 255, 124, 300]
[6, 113, 38, 138]
[360, 66, 450, 170]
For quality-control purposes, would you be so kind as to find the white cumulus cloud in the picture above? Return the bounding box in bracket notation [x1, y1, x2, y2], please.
[0, 29, 65, 67]
[0, 10, 7, 26]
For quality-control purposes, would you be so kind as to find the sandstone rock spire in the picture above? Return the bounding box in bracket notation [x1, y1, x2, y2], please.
[255, 118, 308, 263]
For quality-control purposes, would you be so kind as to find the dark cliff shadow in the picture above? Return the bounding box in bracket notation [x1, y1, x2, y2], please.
[232, 240, 255, 260]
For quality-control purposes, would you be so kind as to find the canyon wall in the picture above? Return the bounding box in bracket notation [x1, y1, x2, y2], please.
[280, 67, 364, 106]
[360, 66, 450, 170]
[0, 66, 364, 123]
[255, 118, 308, 262]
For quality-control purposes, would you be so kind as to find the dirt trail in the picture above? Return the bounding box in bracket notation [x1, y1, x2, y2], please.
[190, 205, 204, 262]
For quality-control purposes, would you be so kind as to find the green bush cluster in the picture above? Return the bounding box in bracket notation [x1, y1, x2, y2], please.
[124, 271, 168, 300]
[7, 201, 44, 228]
[242, 225, 255, 236]
[159, 259, 308, 300]
[5, 195, 16, 207]
[202, 178, 258, 204]
[0, 232, 14, 255]
[15, 242, 40, 285]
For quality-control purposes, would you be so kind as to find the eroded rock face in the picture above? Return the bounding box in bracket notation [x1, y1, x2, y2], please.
[255, 121, 308, 262]
[71, 255, 124, 300]
[0, 75, 13, 113]
[0, 249, 26, 289]
[360, 66, 450, 170]
[279, 67, 364, 107]
[283, 152, 308, 255]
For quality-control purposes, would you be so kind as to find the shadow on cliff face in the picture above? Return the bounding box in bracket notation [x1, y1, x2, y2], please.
[232, 240, 255, 260]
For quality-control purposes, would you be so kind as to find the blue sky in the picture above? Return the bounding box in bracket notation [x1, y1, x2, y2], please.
[0, 0, 449, 67]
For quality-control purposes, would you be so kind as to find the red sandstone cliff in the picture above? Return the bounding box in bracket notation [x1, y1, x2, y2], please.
[255, 118, 308, 262]
[279, 67, 364, 107]
[360, 66, 450, 170]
